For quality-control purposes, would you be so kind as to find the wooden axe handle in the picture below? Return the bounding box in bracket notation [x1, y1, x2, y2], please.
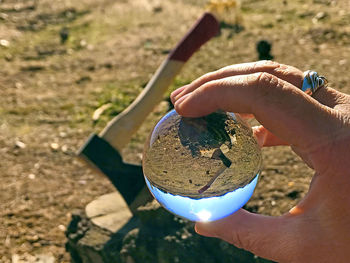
[100, 13, 220, 151]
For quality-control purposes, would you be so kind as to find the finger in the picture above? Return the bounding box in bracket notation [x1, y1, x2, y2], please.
[171, 61, 303, 102]
[171, 61, 345, 110]
[232, 113, 288, 147]
[235, 113, 255, 121]
[252, 125, 289, 147]
[174, 72, 341, 153]
[313, 86, 350, 110]
[195, 209, 297, 262]
[170, 85, 187, 104]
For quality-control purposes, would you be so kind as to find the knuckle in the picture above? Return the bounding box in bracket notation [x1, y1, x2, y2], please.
[271, 62, 290, 76]
[200, 79, 217, 91]
[254, 60, 302, 83]
[255, 72, 279, 87]
[210, 66, 233, 79]
[203, 71, 216, 80]
[215, 67, 228, 75]
[253, 72, 285, 105]
[195, 72, 213, 85]
[274, 62, 288, 71]
[254, 60, 280, 69]
[192, 71, 217, 87]
[273, 63, 303, 83]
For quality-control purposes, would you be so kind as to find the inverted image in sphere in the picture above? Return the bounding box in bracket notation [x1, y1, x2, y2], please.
[143, 110, 262, 199]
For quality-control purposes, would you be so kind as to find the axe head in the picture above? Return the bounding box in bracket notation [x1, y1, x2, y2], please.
[77, 134, 146, 206]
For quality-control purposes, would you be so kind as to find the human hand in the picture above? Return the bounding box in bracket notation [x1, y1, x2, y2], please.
[170, 61, 350, 262]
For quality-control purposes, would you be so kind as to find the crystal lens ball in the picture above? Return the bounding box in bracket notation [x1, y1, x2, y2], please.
[142, 110, 262, 222]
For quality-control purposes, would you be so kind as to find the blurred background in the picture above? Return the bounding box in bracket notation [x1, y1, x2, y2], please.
[0, 0, 349, 262]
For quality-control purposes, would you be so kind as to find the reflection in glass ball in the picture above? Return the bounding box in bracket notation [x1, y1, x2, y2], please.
[142, 110, 262, 222]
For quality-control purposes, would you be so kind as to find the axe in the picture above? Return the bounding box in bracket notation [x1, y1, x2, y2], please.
[77, 12, 220, 212]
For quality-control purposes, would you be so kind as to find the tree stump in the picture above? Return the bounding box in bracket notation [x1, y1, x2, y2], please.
[66, 192, 273, 263]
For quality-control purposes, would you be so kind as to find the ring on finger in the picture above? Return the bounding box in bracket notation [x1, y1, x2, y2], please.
[302, 70, 328, 96]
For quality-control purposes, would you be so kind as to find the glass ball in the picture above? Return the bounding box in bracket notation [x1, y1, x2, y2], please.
[142, 110, 262, 222]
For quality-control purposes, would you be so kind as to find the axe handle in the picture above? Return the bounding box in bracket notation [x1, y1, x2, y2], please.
[100, 12, 220, 151]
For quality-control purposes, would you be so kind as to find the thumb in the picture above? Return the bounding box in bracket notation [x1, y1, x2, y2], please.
[195, 209, 297, 262]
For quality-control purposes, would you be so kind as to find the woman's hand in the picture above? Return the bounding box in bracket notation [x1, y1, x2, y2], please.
[170, 61, 350, 262]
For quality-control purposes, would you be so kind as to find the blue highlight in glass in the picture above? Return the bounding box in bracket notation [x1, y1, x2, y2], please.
[145, 174, 259, 222]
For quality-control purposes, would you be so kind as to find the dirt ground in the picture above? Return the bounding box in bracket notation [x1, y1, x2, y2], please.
[0, 0, 349, 262]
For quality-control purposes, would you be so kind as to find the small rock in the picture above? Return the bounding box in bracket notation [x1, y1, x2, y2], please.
[78, 180, 87, 185]
[80, 39, 87, 47]
[298, 38, 307, 45]
[312, 12, 327, 24]
[319, 43, 328, 50]
[315, 11, 327, 20]
[58, 224, 66, 232]
[338, 10, 346, 16]
[61, 145, 68, 153]
[28, 174, 36, 180]
[50, 143, 59, 151]
[0, 12, 9, 20]
[136, 153, 143, 161]
[33, 242, 41, 248]
[15, 141, 26, 149]
[59, 131, 67, 138]
[275, 14, 283, 22]
[5, 53, 13, 61]
[26, 235, 39, 242]
[339, 59, 347, 66]
[0, 39, 10, 47]
[14, 82, 23, 89]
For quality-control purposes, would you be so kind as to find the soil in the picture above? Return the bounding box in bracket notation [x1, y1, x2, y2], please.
[143, 111, 262, 198]
[0, 0, 349, 262]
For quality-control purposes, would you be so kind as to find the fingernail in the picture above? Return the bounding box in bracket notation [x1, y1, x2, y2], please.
[251, 126, 266, 148]
[174, 93, 191, 108]
[170, 86, 186, 103]
[194, 223, 213, 237]
[194, 224, 202, 234]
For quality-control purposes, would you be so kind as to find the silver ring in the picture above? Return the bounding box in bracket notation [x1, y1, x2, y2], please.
[302, 70, 328, 96]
